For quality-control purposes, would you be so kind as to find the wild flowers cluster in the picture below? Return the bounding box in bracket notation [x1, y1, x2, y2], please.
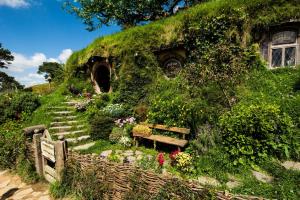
[175, 152, 194, 173]
[75, 100, 91, 112]
[169, 150, 180, 165]
[114, 117, 136, 127]
[119, 136, 132, 147]
[101, 104, 125, 118]
[157, 153, 165, 167]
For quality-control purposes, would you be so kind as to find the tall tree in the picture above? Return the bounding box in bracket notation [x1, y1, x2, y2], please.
[0, 72, 24, 92]
[63, 0, 204, 30]
[38, 62, 64, 83]
[0, 43, 14, 69]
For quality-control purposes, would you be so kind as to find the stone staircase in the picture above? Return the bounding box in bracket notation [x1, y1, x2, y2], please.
[48, 100, 95, 151]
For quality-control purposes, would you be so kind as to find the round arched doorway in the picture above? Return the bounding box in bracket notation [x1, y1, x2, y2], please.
[91, 62, 112, 93]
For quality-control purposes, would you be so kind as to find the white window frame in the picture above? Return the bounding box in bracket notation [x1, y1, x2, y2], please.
[269, 31, 298, 68]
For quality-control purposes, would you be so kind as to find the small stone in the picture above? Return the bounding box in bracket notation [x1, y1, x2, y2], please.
[100, 150, 112, 159]
[281, 161, 300, 171]
[137, 155, 143, 160]
[13, 188, 33, 199]
[38, 195, 51, 200]
[146, 155, 153, 161]
[31, 191, 42, 197]
[197, 176, 221, 187]
[125, 156, 136, 164]
[0, 180, 10, 188]
[252, 170, 273, 183]
[115, 150, 123, 154]
[135, 150, 143, 156]
[226, 181, 241, 189]
[123, 150, 134, 157]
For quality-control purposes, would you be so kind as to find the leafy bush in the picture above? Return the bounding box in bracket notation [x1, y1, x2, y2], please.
[109, 127, 124, 143]
[132, 124, 152, 137]
[219, 103, 294, 165]
[0, 121, 25, 169]
[101, 104, 126, 118]
[0, 92, 40, 124]
[186, 124, 220, 156]
[89, 113, 114, 140]
[174, 152, 194, 173]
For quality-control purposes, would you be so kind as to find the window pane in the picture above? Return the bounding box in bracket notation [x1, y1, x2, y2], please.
[272, 48, 282, 67]
[284, 47, 296, 66]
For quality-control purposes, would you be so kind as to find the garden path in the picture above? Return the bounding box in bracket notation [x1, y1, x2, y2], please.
[0, 170, 52, 200]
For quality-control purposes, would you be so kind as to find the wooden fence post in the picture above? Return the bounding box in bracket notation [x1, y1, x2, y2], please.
[55, 137, 67, 182]
[33, 133, 43, 176]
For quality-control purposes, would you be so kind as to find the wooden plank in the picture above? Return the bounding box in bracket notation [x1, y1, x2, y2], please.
[144, 124, 190, 134]
[44, 173, 56, 183]
[142, 135, 188, 147]
[41, 141, 55, 162]
[44, 165, 57, 179]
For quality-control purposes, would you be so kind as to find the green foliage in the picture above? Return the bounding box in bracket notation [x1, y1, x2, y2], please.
[37, 62, 64, 83]
[186, 124, 220, 156]
[147, 78, 193, 127]
[219, 103, 294, 165]
[53, 161, 109, 200]
[101, 103, 127, 118]
[63, 0, 199, 30]
[89, 113, 114, 140]
[16, 154, 39, 183]
[0, 121, 25, 169]
[114, 51, 158, 107]
[154, 178, 213, 200]
[0, 92, 40, 124]
[109, 127, 124, 143]
[0, 43, 14, 68]
[0, 72, 24, 92]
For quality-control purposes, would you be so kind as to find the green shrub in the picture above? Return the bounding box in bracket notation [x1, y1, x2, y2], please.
[186, 124, 220, 156]
[0, 121, 25, 169]
[0, 92, 40, 124]
[219, 103, 294, 165]
[89, 113, 114, 140]
[101, 103, 126, 118]
[109, 127, 124, 143]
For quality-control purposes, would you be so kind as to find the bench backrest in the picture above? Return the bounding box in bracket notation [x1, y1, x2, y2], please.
[143, 123, 190, 139]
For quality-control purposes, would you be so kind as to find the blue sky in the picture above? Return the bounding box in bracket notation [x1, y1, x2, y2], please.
[0, 0, 120, 86]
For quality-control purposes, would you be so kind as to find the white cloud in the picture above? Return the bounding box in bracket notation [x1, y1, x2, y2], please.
[58, 49, 73, 63]
[0, 0, 29, 8]
[7, 49, 73, 73]
[4, 49, 73, 87]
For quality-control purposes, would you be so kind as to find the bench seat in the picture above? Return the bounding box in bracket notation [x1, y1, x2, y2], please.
[141, 134, 188, 148]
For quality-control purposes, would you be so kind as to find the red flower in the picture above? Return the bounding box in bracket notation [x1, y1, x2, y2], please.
[157, 153, 165, 167]
[169, 150, 180, 161]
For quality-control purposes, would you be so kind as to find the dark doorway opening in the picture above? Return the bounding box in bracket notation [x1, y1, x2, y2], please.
[94, 65, 111, 93]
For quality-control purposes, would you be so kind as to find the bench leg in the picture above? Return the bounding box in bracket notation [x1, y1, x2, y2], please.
[134, 137, 139, 147]
[178, 147, 181, 152]
[154, 140, 156, 150]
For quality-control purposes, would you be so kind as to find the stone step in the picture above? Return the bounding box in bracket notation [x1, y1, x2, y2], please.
[53, 116, 77, 121]
[52, 111, 74, 116]
[50, 121, 83, 126]
[66, 135, 91, 144]
[54, 129, 87, 136]
[63, 101, 79, 106]
[49, 106, 74, 110]
[49, 125, 85, 132]
[72, 142, 96, 151]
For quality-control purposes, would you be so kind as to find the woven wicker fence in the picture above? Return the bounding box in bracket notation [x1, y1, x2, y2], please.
[67, 151, 264, 200]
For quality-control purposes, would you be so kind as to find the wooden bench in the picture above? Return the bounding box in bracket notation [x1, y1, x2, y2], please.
[133, 124, 190, 150]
